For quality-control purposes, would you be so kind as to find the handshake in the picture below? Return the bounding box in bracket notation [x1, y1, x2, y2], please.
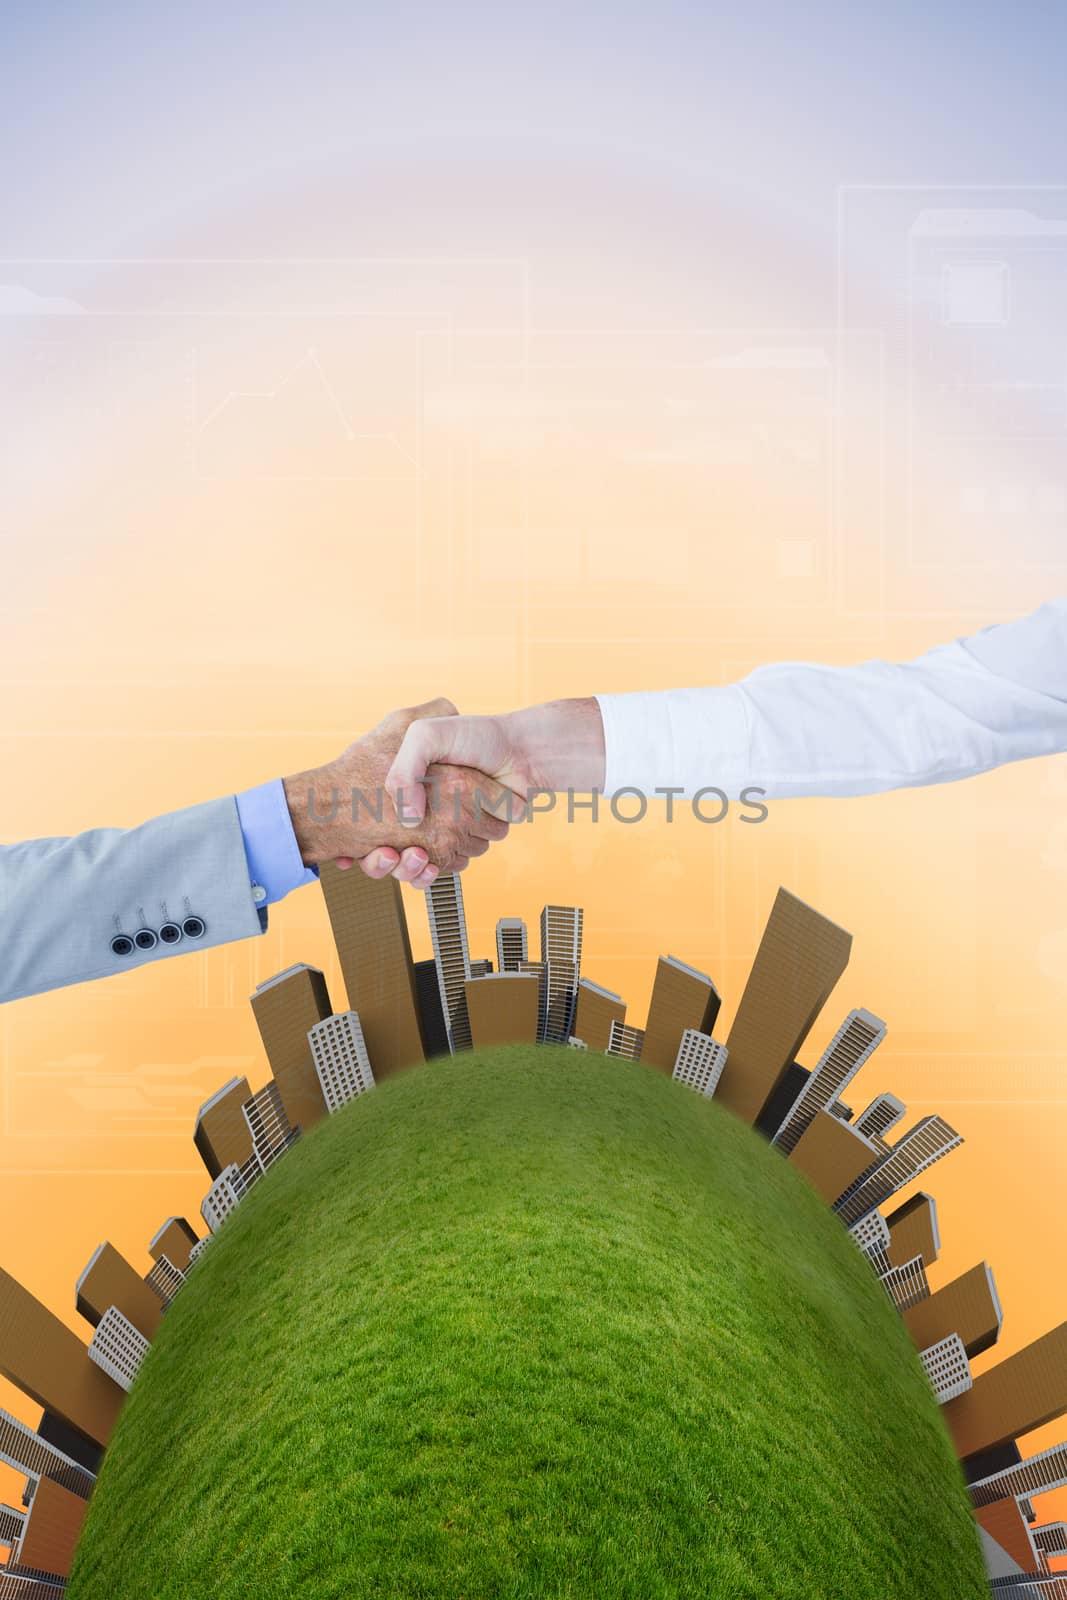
[282, 697, 606, 890]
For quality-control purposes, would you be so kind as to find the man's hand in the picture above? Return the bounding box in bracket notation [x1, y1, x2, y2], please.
[282, 700, 515, 891]
[385, 698, 607, 826]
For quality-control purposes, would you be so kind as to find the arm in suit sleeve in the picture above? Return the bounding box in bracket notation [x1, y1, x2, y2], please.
[0, 792, 288, 1005]
[594, 599, 1067, 800]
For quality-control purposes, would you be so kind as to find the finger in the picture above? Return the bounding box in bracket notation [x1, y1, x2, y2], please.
[471, 810, 510, 843]
[410, 861, 440, 891]
[385, 721, 437, 827]
[389, 846, 431, 884]
[474, 774, 528, 825]
[448, 854, 470, 875]
[335, 856, 355, 871]
[461, 835, 490, 859]
[357, 847, 401, 879]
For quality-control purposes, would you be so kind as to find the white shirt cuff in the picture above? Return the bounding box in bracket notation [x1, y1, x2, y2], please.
[594, 686, 751, 798]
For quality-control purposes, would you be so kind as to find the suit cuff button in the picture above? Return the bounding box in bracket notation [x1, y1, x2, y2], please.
[182, 915, 206, 939]
[110, 934, 135, 957]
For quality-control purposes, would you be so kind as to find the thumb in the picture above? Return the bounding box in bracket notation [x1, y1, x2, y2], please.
[386, 719, 459, 826]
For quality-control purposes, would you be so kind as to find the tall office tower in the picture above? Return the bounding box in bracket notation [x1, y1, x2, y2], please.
[242, 1079, 294, 1174]
[755, 1061, 811, 1140]
[469, 958, 493, 978]
[319, 861, 426, 1078]
[641, 957, 721, 1074]
[880, 1256, 931, 1313]
[75, 1243, 162, 1342]
[886, 1192, 940, 1271]
[847, 1211, 892, 1277]
[87, 1306, 150, 1394]
[519, 961, 547, 1036]
[540, 905, 584, 1042]
[250, 963, 333, 1133]
[426, 873, 474, 1053]
[834, 1115, 963, 1226]
[903, 1262, 1003, 1360]
[970, 1440, 1067, 1511]
[144, 1255, 186, 1309]
[201, 1166, 245, 1234]
[672, 1030, 729, 1098]
[920, 1334, 973, 1405]
[413, 959, 450, 1059]
[787, 1110, 882, 1206]
[0, 1269, 123, 1449]
[496, 918, 528, 973]
[854, 1092, 906, 1142]
[194, 1076, 255, 1181]
[0, 1409, 96, 1501]
[945, 1321, 1067, 1460]
[465, 974, 540, 1049]
[148, 1217, 199, 1274]
[308, 1011, 375, 1113]
[975, 1497, 1043, 1575]
[8, 1475, 89, 1582]
[607, 1020, 646, 1061]
[572, 979, 626, 1054]
[771, 1009, 887, 1155]
[719, 887, 853, 1125]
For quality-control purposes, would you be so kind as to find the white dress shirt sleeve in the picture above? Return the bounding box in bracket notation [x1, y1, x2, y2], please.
[595, 598, 1067, 800]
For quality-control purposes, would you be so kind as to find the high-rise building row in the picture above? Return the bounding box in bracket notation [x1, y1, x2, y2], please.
[672, 1030, 729, 1098]
[250, 963, 333, 1133]
[719, 887, 853, 1125]
[641, 956, 721, 1075]
[308, 1011, 375, 1113]
[771, 1008, 887, 1155]
[426, 872, 474, 1053]
[495, 918, 528, 973]
[319, 862, 425, 1078]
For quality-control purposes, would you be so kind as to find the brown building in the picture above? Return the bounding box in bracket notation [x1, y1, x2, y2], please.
[886, 1192, 940, 1271]
[974, 1497, 1036, 1573]
[519, 960, 547, 1034]
[787, 1110, 881, 1206]
[465, 974, 540, 1049]
[148, 1217, 200, 1274]
[903, 1263, 1002, 1360]
[945, 1320, 1067, 1460]
[75, 1243, 162, 1343]
[719, 887, 853, 1125]
[640, 956, 721, 1075]
[251, 963, 333, 1133]
[193, 1076, 255, 1181]
[0, 1269, 123, 1449]
[573, 978, 626, 1053]
[834, 1115, 962, 1226]
[14, 1475, 88, 1580]
[320, 861, 425, 1078]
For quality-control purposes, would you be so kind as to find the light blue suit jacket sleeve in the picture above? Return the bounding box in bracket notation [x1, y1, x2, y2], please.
[0, 796, 268, 1005]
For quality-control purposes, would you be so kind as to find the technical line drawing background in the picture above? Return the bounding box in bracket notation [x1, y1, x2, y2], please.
[1, 1, 1065, 1549]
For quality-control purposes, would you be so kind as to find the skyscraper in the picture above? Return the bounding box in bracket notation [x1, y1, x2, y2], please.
[834, 1115, 963, 1226]
[854, 1092, 907, 1143]
[945, 1321, 1067, 1460]
[970, 1439, 1067, 1510]
[413, 959, 450, 1059]
[75, 1243, 162, 1342]
[308, 1011, 375, 1113]
[465, 974, 540, 1048]
[0, 1407, 95, 1501]
[426, 872, 473, 1053]
[572, 978, 626, 1053]
[787, 1110, 882, 1206]
[920, 1334, 973, 1406]
[672, 1030, 729, 1098]
[147, 1217, 200, 1274]
[201, 1166, 245, 1234]
[0, 1269, 123, 1449]
[468, 958, 493, 978]
[9, 1473, 89, 1582]
[193, 1077, 256, 1181]
[719, 887, 853, 1125]
[496, 918, 528, 973]
[607, 1020, 645, 1061]
[87, 1306, 150, 1394]
[886, 1192, 940, 1271]
[903, 1262, 1003, 1360]
[319, 861, 425, 1078]
[519, 960, 547, 1036]
[250, 963, 333, 1134]
[540, 905, 583, 1043]
[771, 1009, 887, 1154]
[242, 1079, 294, 1173]
[641, 956, 722, 1074]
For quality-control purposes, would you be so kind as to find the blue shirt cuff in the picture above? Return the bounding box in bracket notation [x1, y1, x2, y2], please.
[234, 778, 319, 906]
